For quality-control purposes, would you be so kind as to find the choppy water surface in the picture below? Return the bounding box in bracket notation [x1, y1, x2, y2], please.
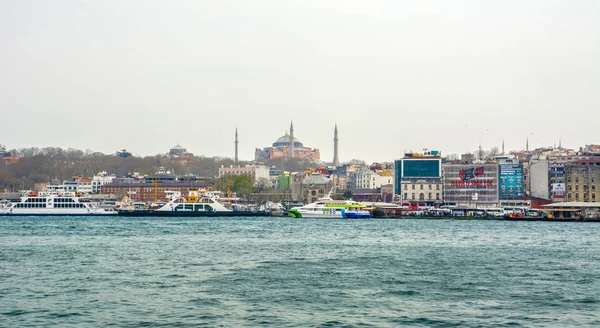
[0, 217, 599, 327]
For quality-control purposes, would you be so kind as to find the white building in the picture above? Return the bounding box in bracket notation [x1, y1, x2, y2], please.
[350, 168, 394, 190]
[92, 172, 116, 194]
[76, 178, 93, 194]
[401, 180, 443, 203]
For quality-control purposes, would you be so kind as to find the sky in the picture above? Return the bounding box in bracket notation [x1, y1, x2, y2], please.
[1, 0, 599, 163]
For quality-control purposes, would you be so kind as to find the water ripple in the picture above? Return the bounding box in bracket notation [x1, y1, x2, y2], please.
[1, 217, 599, 327]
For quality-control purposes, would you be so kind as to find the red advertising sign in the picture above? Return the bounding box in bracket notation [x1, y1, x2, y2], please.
[451, 180, 494, 187]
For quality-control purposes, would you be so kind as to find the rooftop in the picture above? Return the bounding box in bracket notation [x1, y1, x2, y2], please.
[542, 202, 600, 208]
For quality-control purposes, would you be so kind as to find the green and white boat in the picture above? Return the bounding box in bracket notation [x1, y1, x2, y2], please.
[289, 197, 371, 219]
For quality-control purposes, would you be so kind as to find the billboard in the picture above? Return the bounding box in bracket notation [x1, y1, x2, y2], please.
[551, 183, 565, 192]
[443, 164, 499, 204]
[499, 164, 524, 199]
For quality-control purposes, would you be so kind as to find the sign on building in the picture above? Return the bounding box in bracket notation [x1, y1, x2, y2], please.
[442, 164, 499, 205]
[499, 164, 524, 199]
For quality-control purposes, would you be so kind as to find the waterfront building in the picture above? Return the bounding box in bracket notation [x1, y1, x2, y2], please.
[301, 172, 333, 203]
[400, 180, 443, 203]
[527, 150, 596, 202]
[394, 151, 442, 204]
[541, 202, 600, 219]
[91, 171, 116, 194]
[565, 159, 600, 202]
[498, 162, 525, 200]
[100, 180, 213, 202]
[254, 122, 320, 162]
[442, 163, 499, 207]
[529, 159, 551, 200]
[218, 164, 270, 182]
[349, 168, 394, 190]
[75, 178, 93, 194]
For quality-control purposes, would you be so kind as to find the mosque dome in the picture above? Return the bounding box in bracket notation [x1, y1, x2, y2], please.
[273, 134, 303, 148]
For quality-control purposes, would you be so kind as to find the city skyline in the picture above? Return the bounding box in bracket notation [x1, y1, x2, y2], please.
[1, 1, 598, 163]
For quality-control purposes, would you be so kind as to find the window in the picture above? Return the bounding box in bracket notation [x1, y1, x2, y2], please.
[428, 193, 432, 200]
[576, 193, 579, 200]
[420, 185, 423, 190]
[411, 193, 415, 199]
[576, 185, 579, 191]
[412, 185, 415, 190]
[404, 185, 408, 190]
[436, 193, 440, 200]
[404, 193, 408, 200]
[428, 185, 432, 190]
[436, 185, 440, 190]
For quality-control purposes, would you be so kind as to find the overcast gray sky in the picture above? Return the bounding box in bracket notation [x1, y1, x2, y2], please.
[1, 0, 598, 163]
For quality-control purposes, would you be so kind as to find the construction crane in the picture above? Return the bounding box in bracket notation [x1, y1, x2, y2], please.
[227, 180, 232, 202]
[152, 180, 158, 202]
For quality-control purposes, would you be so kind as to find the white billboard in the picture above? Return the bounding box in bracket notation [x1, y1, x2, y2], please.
[551, 183, 565, 192]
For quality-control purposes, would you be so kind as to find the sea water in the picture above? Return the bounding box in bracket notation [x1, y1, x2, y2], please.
[1, 217, 599, 327]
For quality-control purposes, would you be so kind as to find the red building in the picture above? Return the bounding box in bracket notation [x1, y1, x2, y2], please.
[101, 181, 213, 202]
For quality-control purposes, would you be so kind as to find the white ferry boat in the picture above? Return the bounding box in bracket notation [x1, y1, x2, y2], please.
[0, 191, 117, 216]
[289, 197, 372, 219]
[117, 190, 270, 217]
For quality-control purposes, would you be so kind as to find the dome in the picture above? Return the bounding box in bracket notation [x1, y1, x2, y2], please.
[273, 135, 303, 148]
[171, 143, 185, 150]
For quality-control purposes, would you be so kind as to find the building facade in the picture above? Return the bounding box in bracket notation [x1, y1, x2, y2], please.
[565, 160, 600, 202]
[301, 173, 333, 203]
[218, 164, 270, 182]
[394, 152, 442, 203]
[100, 182, 211, 202]
[442, 164, 499, 207]
[498, 163, 525, 200]
[400, 181, 443, 203]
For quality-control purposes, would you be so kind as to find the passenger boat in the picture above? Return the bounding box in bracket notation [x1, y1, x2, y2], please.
[117, 190, 270, 217]
[289, 197, 371, 219]
[0, 191, 117, 216]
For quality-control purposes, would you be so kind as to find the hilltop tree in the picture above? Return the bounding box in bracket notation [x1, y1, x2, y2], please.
[214, 174, 255, 200]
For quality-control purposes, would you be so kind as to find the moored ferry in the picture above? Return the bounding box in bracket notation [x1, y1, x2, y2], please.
[0, 191, 117, 216]
[289, 197, 372, 219]
[117, 190, 270, 217]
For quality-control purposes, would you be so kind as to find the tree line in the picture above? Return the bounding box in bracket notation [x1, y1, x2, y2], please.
[0, 147, 239, 191]
[0, 146, 321, 192]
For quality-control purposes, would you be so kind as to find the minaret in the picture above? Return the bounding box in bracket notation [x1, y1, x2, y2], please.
[501, 139, 505, 155]
[288, 121, 295, 159]
[234, 127, 239, 163]
[332, 124, 340, 165]
[526, 137, 529, 151]
[559, 137, 562, 149]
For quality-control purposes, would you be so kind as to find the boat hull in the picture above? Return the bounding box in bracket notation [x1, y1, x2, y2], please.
[117, 210, 271, 217]
[289, 208, 371, 219]
[0, 213, 117, 216]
